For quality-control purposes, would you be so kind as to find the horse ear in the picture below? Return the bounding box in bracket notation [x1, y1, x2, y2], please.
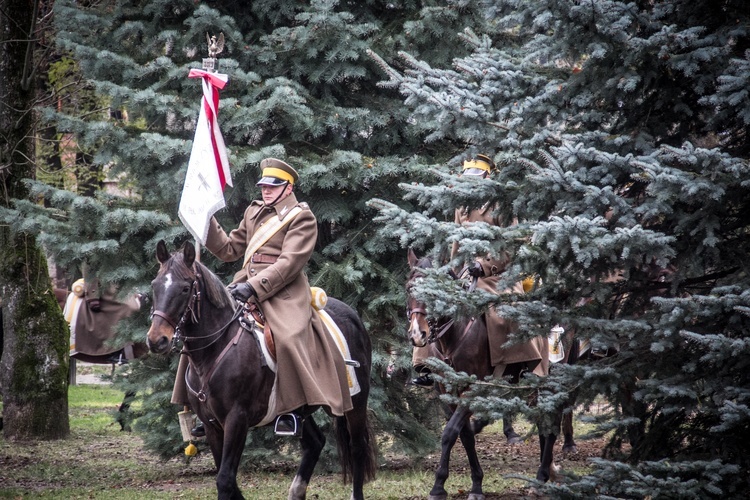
[183, 240, 196, 268]
[407, 247, 419, 268]
[156, 240, 170, 264]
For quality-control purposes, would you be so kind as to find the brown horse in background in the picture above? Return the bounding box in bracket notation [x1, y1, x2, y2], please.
[146, 241, 376, 500]
[406, 249, 558, 500]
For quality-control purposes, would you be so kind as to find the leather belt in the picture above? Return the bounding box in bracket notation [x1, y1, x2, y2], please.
[250, 253, 278, 264]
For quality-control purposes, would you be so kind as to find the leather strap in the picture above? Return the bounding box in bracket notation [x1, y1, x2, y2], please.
[242, 206, 303, 268]
[250, 253, 278, 264]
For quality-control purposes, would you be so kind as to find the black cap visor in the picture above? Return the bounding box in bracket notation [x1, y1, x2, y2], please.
[462, 167, 488, 177]
[256, 176, 289, 186]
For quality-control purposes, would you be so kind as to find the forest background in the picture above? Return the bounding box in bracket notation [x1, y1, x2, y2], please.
[1, 1, 749, 498]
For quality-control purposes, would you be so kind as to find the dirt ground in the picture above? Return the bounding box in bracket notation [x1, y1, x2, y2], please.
[389, 427, 605, 499]
[0, 416, 606, 499]
[1, 365, 607, 498]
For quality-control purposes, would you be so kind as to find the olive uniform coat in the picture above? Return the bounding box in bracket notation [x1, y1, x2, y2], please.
[413, 203, 546, 374]
[203, 192, 353, 416]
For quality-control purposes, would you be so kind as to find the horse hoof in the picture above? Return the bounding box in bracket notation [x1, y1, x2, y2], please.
[428, 494, 447, 500]
[507, 436, 523, 445]
[467, 494, 485, 500]
[526, 486, 542, 497]
[562, 444, 578, 454]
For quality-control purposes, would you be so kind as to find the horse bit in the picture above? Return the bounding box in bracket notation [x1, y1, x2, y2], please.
[407, 304, 455, 345]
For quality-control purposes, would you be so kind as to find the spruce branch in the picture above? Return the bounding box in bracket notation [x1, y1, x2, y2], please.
[366, 49, 402, 89]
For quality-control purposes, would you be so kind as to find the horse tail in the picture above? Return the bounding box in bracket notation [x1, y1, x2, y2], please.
[334, 409, 377, 484]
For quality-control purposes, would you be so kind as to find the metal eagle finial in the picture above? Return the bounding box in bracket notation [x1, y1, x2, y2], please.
[206, 32, 225, 58]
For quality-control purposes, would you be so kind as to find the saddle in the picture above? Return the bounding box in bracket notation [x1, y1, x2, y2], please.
[242, 301, 276, 361]
[238, 291, 361, 396]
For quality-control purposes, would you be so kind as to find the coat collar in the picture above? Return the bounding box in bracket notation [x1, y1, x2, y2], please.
[250, 192, 299, 220]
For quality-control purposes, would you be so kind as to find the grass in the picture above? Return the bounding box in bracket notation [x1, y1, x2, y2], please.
[0, 376, 603, 499]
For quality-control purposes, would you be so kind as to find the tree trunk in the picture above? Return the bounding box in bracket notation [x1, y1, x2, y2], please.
[0, 0, 70, 440]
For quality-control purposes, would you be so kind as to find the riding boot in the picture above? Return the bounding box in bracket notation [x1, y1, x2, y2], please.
[410, 364, 434, 387]
[411, 371, 435, 387]
[274, 413, 303, 437]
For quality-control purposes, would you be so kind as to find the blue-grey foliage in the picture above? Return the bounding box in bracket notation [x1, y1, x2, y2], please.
[370, 0, 750, 495]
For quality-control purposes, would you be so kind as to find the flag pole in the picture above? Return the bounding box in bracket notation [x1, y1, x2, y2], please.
[192, 36, 221, 266]
[177, 33, 228, 430]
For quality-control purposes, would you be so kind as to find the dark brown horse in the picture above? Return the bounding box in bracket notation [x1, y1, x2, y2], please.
[406, 249, 558, 500]
[146, 241, 375, 500]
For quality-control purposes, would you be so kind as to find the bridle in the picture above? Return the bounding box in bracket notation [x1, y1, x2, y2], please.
[151, 272, 201, 341]
[406, 270, 476, 363]
[151, 267, 243, 352]
[406, 302, 455, 345]
[406, 267, 456, 345]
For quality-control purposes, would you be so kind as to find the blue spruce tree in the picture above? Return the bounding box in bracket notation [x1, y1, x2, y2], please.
[370, 0, 750, 496]
[4, 0, 496, 463]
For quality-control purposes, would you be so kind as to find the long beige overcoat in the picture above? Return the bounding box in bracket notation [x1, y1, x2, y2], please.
[204, 192, 353, 417]
[455, 205, 545, 370]
[414, 204, 546, 373]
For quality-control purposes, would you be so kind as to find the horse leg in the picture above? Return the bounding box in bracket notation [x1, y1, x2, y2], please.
[536, 432, 558, 483]
[338, 398, 376, 500]
[288, 415, 325, 500]
[470, 416, 490, 435]
[429, 406, 471, 500]
[561, 408, 577, 454]
[201, 414, 224, 471]
[215, 414, 250, 500]
[501, 364, 524, 445]
[536, 406, 562, 483]
[117, 390, 136, 431]
[502, 415, 522, 444]
[458, 418, 485, 500]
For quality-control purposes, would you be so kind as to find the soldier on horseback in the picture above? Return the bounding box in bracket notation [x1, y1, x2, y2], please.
[411, 154, 547, 386]
[174, 158, 352, 437]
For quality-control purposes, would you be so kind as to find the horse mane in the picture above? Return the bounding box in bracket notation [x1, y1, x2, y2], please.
[195, 261, 235, 310]
[163, 251, 234, 310]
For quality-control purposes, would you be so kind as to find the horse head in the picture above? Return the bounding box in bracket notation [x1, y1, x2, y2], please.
[147, 240, 237, 355]
[146, 240, 200, 354]
[406, 248, 435, 348]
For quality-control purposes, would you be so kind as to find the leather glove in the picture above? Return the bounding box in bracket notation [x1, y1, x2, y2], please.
[467, 262, 485, 278]
[228, 282, 256, 303]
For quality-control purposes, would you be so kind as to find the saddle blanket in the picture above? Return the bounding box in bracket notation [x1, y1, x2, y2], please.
[256, 309, 361, 395]
[253, 309, 361, 427]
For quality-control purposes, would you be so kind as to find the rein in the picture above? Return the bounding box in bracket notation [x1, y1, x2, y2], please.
[152, 269, 243, 353]
[186, 327, 245, 404]
[157, 265, 251, 417]
[407, 306, 476, 365]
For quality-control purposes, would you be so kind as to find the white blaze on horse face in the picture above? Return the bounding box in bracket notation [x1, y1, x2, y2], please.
[408, 313, 427, 347]
[163, 272, 174, 292]
[146, 270, 178, 351]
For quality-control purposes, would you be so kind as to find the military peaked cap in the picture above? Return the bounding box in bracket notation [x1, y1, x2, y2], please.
[257, 158, 299, 186]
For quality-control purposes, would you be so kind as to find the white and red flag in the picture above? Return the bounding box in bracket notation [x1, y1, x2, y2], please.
[178, 69, 233, 245]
